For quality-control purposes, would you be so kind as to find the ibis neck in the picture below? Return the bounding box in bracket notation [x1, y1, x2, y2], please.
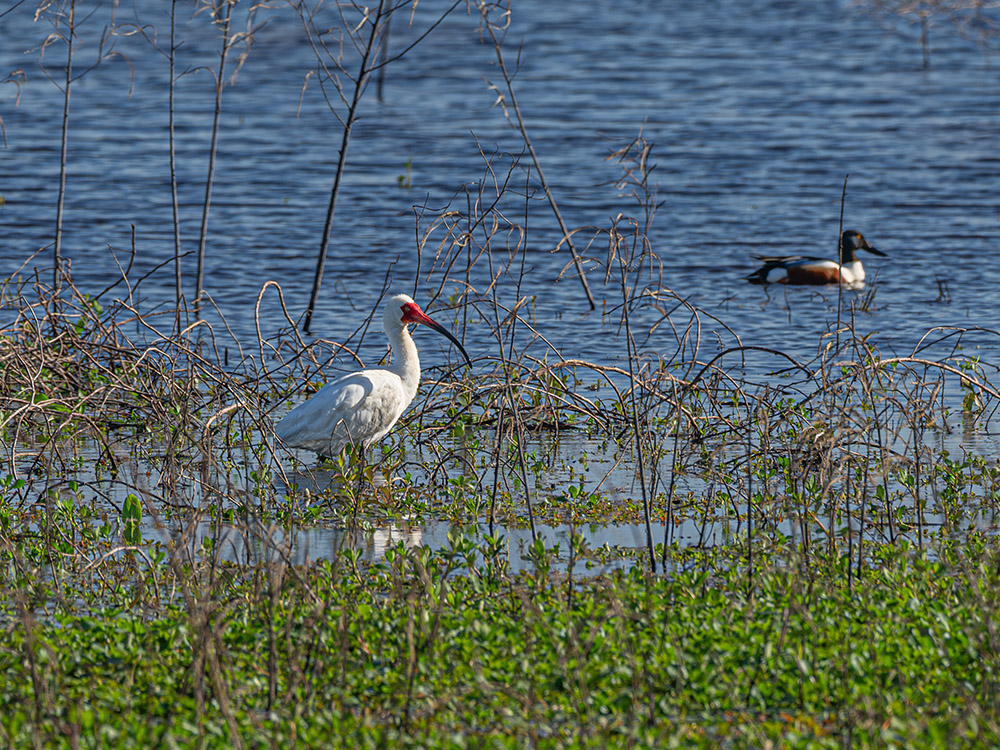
[389, 325, 421, 400]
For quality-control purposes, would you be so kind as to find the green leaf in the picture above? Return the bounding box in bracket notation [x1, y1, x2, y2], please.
[122, 493, 142, 545]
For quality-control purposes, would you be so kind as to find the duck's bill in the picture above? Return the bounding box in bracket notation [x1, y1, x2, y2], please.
[863, 244, 887, 257]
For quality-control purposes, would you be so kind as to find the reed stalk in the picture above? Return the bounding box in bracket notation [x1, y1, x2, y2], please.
[476, 0, 596, 310]
[301, 0, 386, 334]
[169, 0, 185, 332]
[53, 0, 75, 299]
[194, 0, 235, 318]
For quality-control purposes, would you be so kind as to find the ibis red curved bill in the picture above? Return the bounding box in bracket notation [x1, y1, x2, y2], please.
[400, 301, 472, 368]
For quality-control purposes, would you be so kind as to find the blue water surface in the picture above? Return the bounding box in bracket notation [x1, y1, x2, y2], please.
[1, 0, 997, 386]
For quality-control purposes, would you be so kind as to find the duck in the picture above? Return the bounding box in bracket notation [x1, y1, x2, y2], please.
[745, 230, 886, 285]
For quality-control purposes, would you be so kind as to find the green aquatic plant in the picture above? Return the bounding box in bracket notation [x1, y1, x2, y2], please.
[121, 493, 142, 545]
[397, 157, 413, 189]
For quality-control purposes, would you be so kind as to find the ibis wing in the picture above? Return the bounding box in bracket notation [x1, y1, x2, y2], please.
[277, 371, 405, 454]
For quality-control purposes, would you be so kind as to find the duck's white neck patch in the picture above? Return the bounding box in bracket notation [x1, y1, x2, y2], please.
[840, 260, 864, 284]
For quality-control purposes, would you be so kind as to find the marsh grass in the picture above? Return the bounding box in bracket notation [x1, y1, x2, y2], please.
[5, 188, 1000, 744]
[3, 518, 1000, 747]
[6, 142, 1000, 747]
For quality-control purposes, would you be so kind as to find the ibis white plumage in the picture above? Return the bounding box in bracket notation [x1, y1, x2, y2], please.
[276, 294, 471, 457]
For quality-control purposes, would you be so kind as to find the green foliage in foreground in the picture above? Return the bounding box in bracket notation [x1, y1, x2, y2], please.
[2, 538, 1000, 749]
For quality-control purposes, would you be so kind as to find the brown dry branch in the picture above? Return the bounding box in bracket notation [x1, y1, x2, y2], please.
[295, 0, 464, 333]
[475, 0, 596, 309]
[32, 0, 131, 298]
[191, 0, 274, 317]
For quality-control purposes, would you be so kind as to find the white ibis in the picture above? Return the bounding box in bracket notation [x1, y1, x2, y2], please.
[276, 293, 471, 458]
[745, 230, 886, 285]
